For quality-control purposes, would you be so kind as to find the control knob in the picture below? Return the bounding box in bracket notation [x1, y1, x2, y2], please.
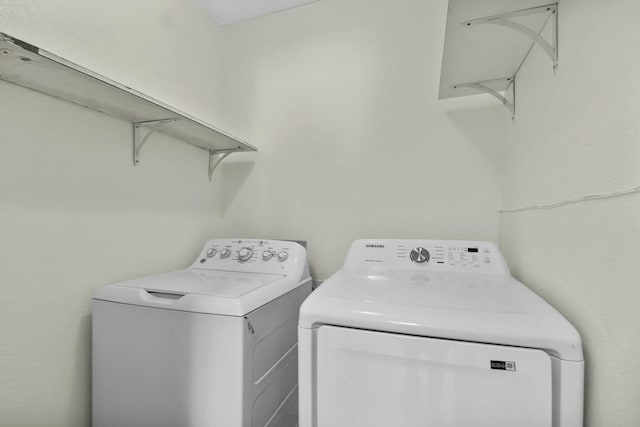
[206, 248, 217, 258]
[410, 247, 430, 264]
[277, 251, 289, 262]
[238, 247, 253, 262]
[220, 248, 231, 258]
[262, 251, 274, 261]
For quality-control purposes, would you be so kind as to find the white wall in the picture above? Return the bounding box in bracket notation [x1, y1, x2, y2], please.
[0, 1, 232, 426]
[500, 0, 640, 425]
[0, 0, 506, 425]
[215, 0, 505, 278]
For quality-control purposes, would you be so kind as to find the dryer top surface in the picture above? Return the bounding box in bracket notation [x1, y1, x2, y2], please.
[300, 239, 582, 361]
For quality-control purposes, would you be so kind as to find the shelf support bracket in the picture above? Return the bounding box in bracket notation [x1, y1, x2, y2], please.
[453, 77, 516, 120]
[462, 3, 558, 72]
[133, 118, 178, 166]
[208, 150, 233, 182]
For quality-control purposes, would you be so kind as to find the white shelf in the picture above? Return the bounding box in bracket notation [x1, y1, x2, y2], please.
[0, 32, 256, 179]
[439, 0, 558, 113]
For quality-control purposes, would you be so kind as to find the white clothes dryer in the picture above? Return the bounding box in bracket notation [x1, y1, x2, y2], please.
[299, 239, 583, 427]
[93, 239, 311, 427]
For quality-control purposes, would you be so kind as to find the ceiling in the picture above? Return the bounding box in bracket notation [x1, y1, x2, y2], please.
[197, 0, 320, 25]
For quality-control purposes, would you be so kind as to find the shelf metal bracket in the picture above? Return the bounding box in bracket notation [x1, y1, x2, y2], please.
[133, 118, 178, 166]
[462, 3, 558, 72]
[208, 150, 233, 182]
[453, 77, 516, 120]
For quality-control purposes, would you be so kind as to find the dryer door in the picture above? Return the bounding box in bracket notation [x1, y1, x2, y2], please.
[315, 326, 552, 427]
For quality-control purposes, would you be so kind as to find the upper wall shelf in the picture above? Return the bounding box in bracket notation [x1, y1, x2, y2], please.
[439, 0, 559, 118]
[0, 32, 256, 180]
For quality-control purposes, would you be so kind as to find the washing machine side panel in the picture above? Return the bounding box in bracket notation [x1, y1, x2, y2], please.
[315, 326, 553, 427]
[248, 282, 312, 427]
[92, 300, 246, 427]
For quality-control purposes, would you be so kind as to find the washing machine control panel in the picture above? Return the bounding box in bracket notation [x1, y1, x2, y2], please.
[192, 239, 306, 274]
[343, 239, 510, 274]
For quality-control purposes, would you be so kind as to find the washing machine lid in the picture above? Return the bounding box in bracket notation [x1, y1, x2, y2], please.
[93, 269, 296, 316]
[299, 268, 583, 361]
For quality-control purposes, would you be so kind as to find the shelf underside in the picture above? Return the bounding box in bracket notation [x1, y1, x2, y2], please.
[439, 0, 557, 100]
[0, 33, 256, 154]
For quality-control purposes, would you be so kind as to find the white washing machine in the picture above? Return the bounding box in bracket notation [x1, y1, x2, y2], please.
[93, 239, 312, 427]
[299, 239, 584, 427]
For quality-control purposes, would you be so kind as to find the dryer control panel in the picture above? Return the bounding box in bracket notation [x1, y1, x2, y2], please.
[343, 239, 510, 274]
[191, 239, 307, 275]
